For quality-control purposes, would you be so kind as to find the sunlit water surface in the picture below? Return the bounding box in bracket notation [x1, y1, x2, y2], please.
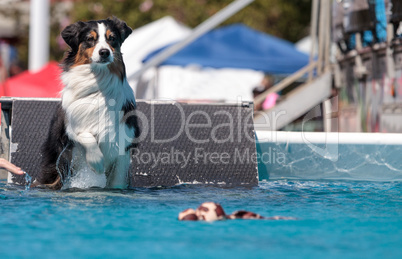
[1, 180, 401, 258]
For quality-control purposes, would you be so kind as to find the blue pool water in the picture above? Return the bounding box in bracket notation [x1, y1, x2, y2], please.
[1, 180, 401, 258]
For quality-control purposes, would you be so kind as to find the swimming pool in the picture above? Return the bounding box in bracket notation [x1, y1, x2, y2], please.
[1, 179, 401, 258]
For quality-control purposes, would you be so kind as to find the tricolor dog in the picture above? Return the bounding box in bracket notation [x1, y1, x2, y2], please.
[38, 17, 139, 189]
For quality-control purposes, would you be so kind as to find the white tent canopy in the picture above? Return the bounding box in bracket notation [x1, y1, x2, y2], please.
[295, 36, 318, 56]
[296, 36, 336, 62]
[122, 16, 191, 86]
[157, 65, 263, 102]
[123, 16, 264, 102]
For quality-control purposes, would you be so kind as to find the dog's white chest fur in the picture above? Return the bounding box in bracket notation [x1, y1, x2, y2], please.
[61, 64, 135, 187]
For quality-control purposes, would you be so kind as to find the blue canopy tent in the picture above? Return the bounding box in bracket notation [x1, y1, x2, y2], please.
[142, 24, 309, 75]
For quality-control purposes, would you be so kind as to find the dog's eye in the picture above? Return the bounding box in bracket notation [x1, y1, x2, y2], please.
[108, 36, 115, 42]
[87, 36, 95, 42]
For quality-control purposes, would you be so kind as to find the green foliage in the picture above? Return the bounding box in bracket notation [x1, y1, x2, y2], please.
[18, 0, 312, 66]
[70, 0, 311, 42]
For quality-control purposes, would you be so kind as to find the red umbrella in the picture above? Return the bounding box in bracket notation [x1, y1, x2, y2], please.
[1, 61, 64, 98]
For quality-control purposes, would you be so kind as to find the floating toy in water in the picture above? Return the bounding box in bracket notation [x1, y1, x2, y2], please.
[196, 202, 226, 221]
[227, 210, 264, 220]
[178, 208, 198, 221]
[179, 202, 296, 221]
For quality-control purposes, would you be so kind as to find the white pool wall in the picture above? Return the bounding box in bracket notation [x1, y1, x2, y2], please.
[256, 131, 402, 145]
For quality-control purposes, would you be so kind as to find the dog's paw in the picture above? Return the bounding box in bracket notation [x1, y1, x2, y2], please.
[86, 149, 105, 174]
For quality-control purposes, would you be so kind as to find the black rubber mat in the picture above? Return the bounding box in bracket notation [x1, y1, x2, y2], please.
[10, 100, 60, 185]
[9, 99, 258, 187]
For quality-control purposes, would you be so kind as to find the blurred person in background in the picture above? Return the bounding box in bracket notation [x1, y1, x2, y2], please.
[0, 39, 23, 82]
[253, 75, 279, 111]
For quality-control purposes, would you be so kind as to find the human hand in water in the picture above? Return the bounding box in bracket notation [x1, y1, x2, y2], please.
[0, 158, 25, 175]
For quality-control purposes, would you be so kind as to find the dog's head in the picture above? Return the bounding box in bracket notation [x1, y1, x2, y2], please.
[61, 17, 132, 69]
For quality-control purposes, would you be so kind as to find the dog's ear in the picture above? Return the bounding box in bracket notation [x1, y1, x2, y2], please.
[61, 21, 85, 51]
[109, 17, 132, 44]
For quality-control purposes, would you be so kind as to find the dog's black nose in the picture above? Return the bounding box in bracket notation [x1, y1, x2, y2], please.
[99, 49, 110, 58]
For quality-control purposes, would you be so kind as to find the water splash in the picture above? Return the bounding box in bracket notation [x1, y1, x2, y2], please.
[56, 143, 107, 189]
[56, 142, 74, 186]
[24, 172, 32, 191]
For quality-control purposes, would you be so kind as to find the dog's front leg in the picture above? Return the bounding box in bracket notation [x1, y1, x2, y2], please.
[75, 132, 105, 174]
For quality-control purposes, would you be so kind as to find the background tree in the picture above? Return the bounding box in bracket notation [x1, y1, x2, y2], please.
[19, 0, 312, 66]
